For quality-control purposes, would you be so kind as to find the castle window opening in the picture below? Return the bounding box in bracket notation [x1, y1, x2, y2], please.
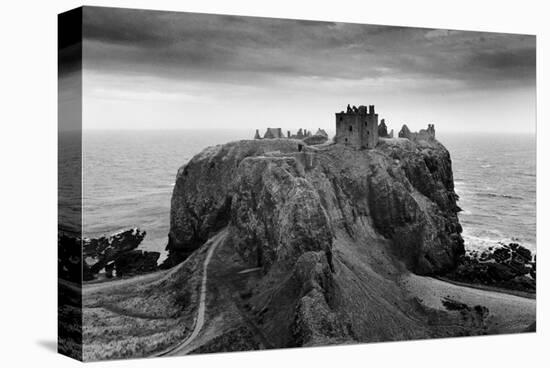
[349, 126, 353, 132]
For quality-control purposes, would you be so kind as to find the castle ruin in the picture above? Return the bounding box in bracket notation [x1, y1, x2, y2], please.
[252, 104, 435, 148]
[254, 127, 327, 145]
[398, 123, 435, 141]
[335, 104, 378, 149]
[335, 104, 434, 148]
[377, 119, 394, 139]
[262, 127, 284, 139]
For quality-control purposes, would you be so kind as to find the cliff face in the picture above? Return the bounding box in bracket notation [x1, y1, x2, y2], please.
[163, 137, 466, 346]
[165, 137, 463, 275]
[367, 138, 463, 273]
[164, 140, 306, 268]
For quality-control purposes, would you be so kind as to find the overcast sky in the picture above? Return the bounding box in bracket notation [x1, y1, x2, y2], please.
[75, 6, 536, 134]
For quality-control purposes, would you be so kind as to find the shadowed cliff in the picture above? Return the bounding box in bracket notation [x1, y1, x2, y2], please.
[164, 137, 464, 275]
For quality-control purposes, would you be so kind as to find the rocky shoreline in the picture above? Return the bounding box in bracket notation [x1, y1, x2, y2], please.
[59, 228, 160, 283]
[82, 228, 160, 281]
[444, 242, 536, 293]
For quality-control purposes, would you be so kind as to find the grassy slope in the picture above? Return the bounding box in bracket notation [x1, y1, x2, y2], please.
[81, 242, 208, 361]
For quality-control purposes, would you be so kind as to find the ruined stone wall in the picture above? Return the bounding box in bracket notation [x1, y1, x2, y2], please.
[335, 109, 378, 149]
[361, 113, 378, 149]
[378, 119, 389, 138]
[335, 113, 362, 147]
[264, 127, 284, 139]
[399, 124, 435, 142]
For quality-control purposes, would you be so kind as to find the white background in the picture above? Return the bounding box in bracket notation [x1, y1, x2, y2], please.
[0, 0, 548, 366]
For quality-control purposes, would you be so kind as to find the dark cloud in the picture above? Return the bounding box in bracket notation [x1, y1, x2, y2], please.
[59, 8, 82, 77]
[81, 6, 535, 90]
[469, 47, 535, 72]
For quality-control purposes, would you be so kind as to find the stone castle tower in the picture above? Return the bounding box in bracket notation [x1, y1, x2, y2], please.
[335, 104, 378, 149]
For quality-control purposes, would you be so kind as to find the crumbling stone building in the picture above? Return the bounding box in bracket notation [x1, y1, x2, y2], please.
[254, 127, 317, 141]
[398, 123, 435, 141]
[253, 105, 434, 148]
[263, 127, 284, 139]
[378, 119, 389, 138]
[335, 104, 379, 149]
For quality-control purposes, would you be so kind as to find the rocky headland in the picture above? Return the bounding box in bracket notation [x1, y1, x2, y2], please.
[156, 135, 534, 349]
[80, 135, 535, 360]
[164, 137, 464, 274]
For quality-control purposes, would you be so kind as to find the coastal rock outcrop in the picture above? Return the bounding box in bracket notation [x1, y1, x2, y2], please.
[165, 137, 463, 275]
[163, 136, 465, 345]
[445, 242, 536, 293]
[83, 228, 159, 280]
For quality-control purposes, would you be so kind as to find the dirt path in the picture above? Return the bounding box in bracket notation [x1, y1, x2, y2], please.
[153, 229, 227, 357]
[434, 276, 536, 300]
[81, 269, 170, 294]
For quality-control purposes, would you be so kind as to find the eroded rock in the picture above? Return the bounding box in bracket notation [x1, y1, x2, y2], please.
[163, 136, 466, 345]
[166, 137, 464, 275]
[82, 228, 159, 280]
[445, 242, 536, 293]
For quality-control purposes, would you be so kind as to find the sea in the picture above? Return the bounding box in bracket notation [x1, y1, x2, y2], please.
[438, 133, 536, 253]
[80, 131, 536, 262]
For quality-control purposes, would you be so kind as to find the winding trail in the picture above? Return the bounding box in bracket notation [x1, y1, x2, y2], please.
[153, 229, 227, 357]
